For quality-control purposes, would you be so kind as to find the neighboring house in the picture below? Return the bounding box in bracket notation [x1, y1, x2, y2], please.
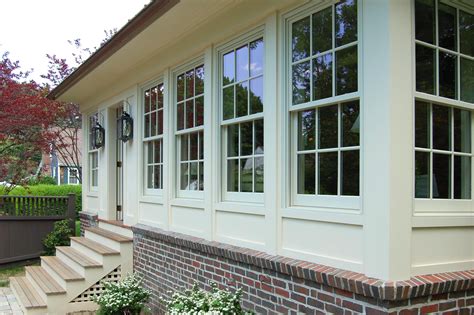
[11, 0, 473, 314]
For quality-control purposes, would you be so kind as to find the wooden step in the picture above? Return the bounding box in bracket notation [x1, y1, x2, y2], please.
[56, 246, 102, 268]
[26, 266, 65, 295]
[10, 277, 46, 310]
[84, 226, 133, 243]
[41, 256, 83, 282]
[71, 237, 120, 256]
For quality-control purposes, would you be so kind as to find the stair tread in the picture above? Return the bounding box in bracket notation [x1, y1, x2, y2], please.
[85, 226, 133, 243]
[56, 246, 102, 268]
[10, 277, 46, 309]
[25, 266, 65, 295]
[41, 256, 83, 281]
[71, 237, 120, 255]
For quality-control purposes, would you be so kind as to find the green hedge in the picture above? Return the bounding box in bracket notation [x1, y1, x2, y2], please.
[0, 185, 82, 218]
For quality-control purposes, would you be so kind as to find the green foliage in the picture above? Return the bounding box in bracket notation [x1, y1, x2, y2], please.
[94, 273, 151, 315]
[42, 219, 72, 256]
[28, 176, 57, 186]
[161, 282, 250, 314]
[0, 184, 82, 218]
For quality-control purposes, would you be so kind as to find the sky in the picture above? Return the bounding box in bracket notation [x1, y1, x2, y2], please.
[0, 0, 150, 83]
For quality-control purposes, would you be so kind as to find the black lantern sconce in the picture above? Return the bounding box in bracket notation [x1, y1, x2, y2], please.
[92, 122, 105, 149]
[118, 111, 133, 142]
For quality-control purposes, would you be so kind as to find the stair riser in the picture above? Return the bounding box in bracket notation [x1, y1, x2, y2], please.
[98, 221, 133, 238]
[41, 260, 68, 289]
[84, 230, 122, 251]
[56, 250, 87, 277]
[70, 240, 105, 264]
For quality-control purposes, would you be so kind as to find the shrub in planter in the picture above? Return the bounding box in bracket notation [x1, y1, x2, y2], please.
[161, 282, 250, 314]
[94, 273, 151, 315]
[42, 219, 73, 256]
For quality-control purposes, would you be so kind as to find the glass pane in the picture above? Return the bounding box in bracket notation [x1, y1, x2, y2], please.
[195, 65, 204, 95]
[144, 113, 150, 137]
[454, 156, 471, 199]
[190, 132, 198, 160]
[154, 165, 161, 189]
[336, 46, 358, 95]
[177, 103, 184, 130]
[227, 159, 239, 192]
[439, 52, 457, 99]
[241, 158, 253, 192]
[195, 97, 204, 126]
[240, 121, 253, 156]
[199, 131, 204, 160]
[223, 86, 234, 120]
[181, 135, 188, 161]
[460, 11, 474, 57]
[415, 151, 430, 198]
[254, 157, 264, 193]
[236, 81, 248, 117]
[319, 105, 338, 149]
[92, 152, 98, 168]
[147, 142, 153, 165]
[223, 51, 235, 85]
[415, 101, 430, 148]
[416, 44, 436, 94]
[147, 166, 153, 189]
[313, 53, 333, 100]
[460, 57, 474, 103]
[292, 61, 310, 105]
[432, 105, 451, 151]
[199, 162, 204, 191]
[250, 77, 263, 114]
[185, 100, 194, 129]
[228, 124, 239, 157]
[313, 7, 332, 54]
[454, 108, 471, 153]
[319, 152, 338, 195]
[292, 17, 310, 62]
[150, 87, 157, 111]
[180, 163, 188, 190]
[236, 44, 249, 82]
[157, 110, 163, 135]
[297, 154, 315, 194]
[144, 89, 150, 113]
[298, 110, 316, 151]
[158, 84, 164, 109]
[415, 0, 435, 44]
[254, 119, 264, 155]
[250, 38, 264, 77]
[177, 75, 185, 102]
[154, 140, 161, 163]
[189, 162, 198, 190]
[342, 101, 359, 147]
[438, 3, 457, 51]
[342, 150, 359, 196]
[335, 0, 357, 47]
[150, 112, 157, 137]
[432, 153, 451, 199]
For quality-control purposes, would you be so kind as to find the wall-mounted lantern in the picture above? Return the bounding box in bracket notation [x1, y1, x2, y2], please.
[118, 111, 133, 142]
[92, 122, 105, 149]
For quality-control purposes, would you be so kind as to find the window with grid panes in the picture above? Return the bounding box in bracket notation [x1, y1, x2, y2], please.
[222, 37, 264, 195]
[88, 113, 99, 188]
[290, 0, 360, 203]
[143, 84, 164, 190]
[176, 65, 205, 192]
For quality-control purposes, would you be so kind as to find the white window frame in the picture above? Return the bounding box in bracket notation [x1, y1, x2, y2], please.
[217, 27, 265, 204]
[141, 80, 165, 197]
[68, 167, 80, 185]
[412, 0, 474, 214]
[88, 113, 99, 192]
[284, 0, 362, 211]
[172, 59, 206, 200]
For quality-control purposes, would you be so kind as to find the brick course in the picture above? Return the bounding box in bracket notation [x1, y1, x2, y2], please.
[132, 224, 474, 314]
[79, 211, 98, 236]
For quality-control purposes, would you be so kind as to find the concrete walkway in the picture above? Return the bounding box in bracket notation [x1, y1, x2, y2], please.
[0, 287, 22, 315]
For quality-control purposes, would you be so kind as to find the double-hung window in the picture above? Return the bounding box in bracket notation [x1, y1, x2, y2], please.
[176, 64, 205, 195]
[143, 83, 164, 192]
[220, 35, 265, 202]
[88, 113, 99, 190]
[414, 0, 473, 204]
[288, 0, 360, 209]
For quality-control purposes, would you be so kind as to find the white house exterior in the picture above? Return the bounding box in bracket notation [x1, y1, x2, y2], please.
[17, 0, 472, 313]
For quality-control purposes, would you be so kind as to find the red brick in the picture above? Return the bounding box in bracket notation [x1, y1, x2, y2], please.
[261, 283, 273, 293]
[466, 297, 474, 306]
[365, 307, 390, 315]
[192, 261, 200, 268]
[290, 292, 305, 303]
[275, 287, 289, 298]
[432, 293, 448, 301]
[420, 304, 438, 314]
[458, 299, 465, 307]
[398, 309, 419, 315]
[439, 301, 457, 311]
[335, 288, 354, 298]
[294, 284, 309, 295]
[272, 278, 286, 288]
[342, 300, 363, 313]
[259, 274, 271, 283]
[318, 291, 335, 304]
[242, 277, 254, 286]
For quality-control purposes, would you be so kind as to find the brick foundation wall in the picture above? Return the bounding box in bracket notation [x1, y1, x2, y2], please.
[79, 211, 98, 236]
[132, 224, 474, 314]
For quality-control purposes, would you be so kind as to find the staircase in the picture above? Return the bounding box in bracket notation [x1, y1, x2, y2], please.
[10, 220, 133, 315]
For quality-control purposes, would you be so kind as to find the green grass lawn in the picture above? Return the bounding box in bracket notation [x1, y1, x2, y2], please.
[76, 220, 80, 236]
